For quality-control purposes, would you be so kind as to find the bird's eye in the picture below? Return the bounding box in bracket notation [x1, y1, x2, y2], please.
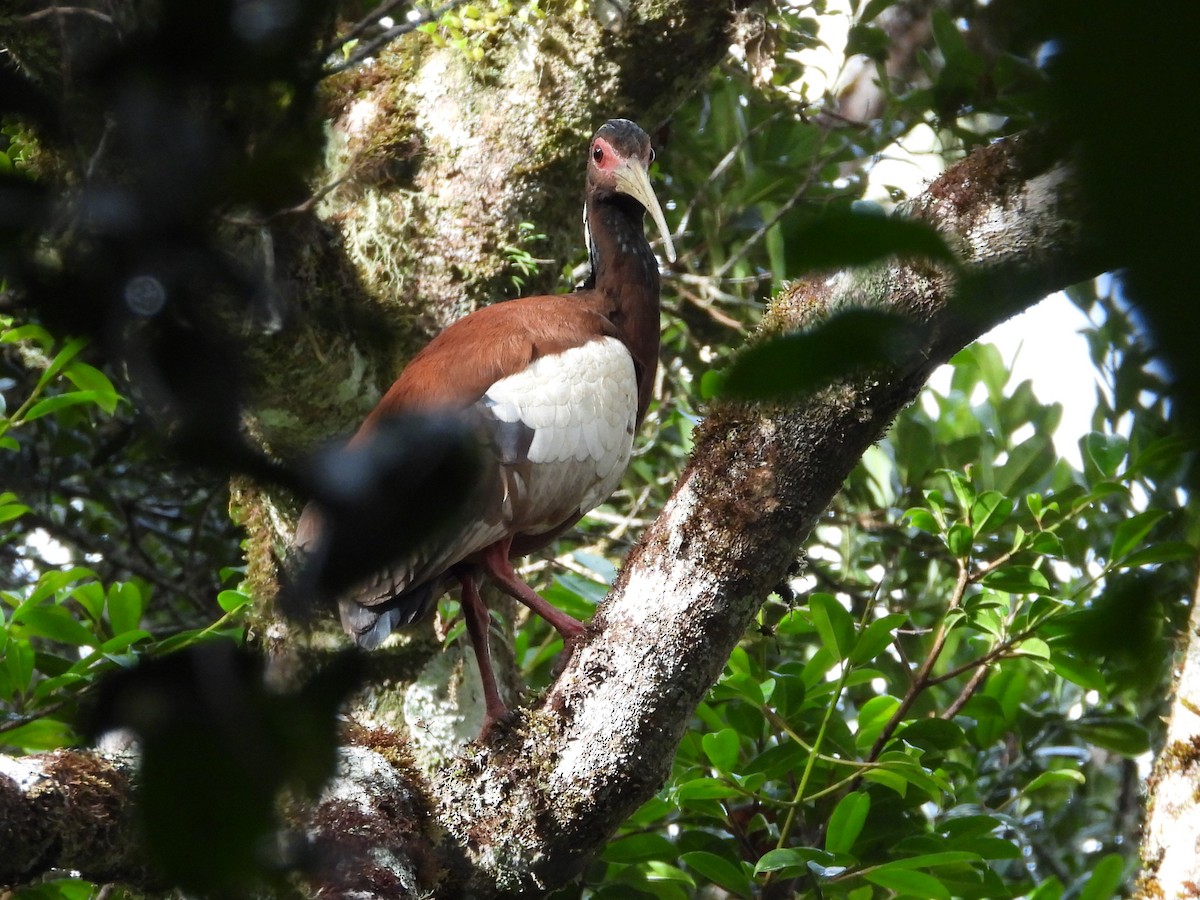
[592, 145, 603, 163]
[649, 148, 656, 163]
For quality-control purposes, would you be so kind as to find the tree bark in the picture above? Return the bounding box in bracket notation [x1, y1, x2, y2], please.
[0, 750, 147, 884]
[1138, 568, 1200, 897]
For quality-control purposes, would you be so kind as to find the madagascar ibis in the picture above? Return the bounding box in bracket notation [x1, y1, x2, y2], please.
[296, 119, 675, 725]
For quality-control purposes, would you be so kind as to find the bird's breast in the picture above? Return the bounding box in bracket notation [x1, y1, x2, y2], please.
[481, 335, 638, 532]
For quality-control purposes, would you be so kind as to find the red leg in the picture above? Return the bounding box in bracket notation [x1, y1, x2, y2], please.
[457, 572, 509, 728]
[481, 539, 586, 656]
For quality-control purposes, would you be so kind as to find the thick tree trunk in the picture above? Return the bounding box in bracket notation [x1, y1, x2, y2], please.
[1138, 570, 1200, 897]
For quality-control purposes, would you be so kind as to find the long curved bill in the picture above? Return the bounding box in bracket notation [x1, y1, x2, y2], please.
[614, 159, 678, 263]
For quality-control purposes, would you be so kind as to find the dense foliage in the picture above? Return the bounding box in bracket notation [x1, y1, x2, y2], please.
[1, 0, 1196, 898]
[573, 298, 1194, 899]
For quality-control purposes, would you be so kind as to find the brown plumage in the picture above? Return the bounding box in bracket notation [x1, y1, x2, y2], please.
[295, 119, 674, 725]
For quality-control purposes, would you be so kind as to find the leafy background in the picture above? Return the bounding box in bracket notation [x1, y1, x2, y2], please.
[2, 0, 1197, 897]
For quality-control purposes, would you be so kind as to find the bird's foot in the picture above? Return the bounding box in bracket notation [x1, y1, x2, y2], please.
[477, 701, 523, 742]
[558, 622, 587, 662]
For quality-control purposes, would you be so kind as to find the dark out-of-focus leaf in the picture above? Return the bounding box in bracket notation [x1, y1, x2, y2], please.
[1050, 572, 1171, 692]
[720, 309, 927, 401]
[783, 209, 957, 276]
[1070, 718, 1151, 757]
[288, 413, 484, 611]
[1044, 2, 1200, 434]
[86, 641, 362, 892]
[845, 24, 890, 62]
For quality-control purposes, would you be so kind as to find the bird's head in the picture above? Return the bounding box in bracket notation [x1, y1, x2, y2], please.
[587, 119, 677, 263]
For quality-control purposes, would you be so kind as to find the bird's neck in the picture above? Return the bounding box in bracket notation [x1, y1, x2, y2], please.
[584, 196, 660, 299]
[583, 195, 661, 420]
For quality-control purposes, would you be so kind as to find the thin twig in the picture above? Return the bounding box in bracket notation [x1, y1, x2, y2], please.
[19, 5, 112, 23]
[676, 112, 782, 237]
[323, 0, 468, 76]
[866, 556, 971, 761]
[941, 661, 990, 719]
[321, 0, 412, 58]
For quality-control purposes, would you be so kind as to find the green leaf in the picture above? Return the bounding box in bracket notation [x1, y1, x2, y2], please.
[0, 716, 78, 751]
[809, 593, 856, 662]
[721, 310, 928, 401]
[946, 522, 974, 558]
[63, 362, 120, 413]
[1128, 434, 1191, 477]
[643, 861, 695, 886]
[940, 814, 1004, 839]
[1025, 769, 1085, 793]
[1028, 530, 1065, 556]
[217, 590, 252, 614]
[981, 565, 1049, 594]
[854, 694, 900, 751]
[903, 507, 940, 534]
[63, 359, 115, 394]
[845, 23, 889, 61]
[106, 582, 144, 636]
[37, 335, 88, 388]
[861, 766, 908, 796]
[1083, 432, 1128, 479]
[1028, 876, 1065, 900]
[702, 728, 740, 773]
[892, 718, 966, 752]
[602, 832, 678, 864]
[849, 613, 907, 664]
[941, 469, 976, 511]
[754, 847, 835, 877]
[69, 581, 105, 622]
[931, 9, 971, 69]
[4, 636, 35, 698]
[861, 0, 898, 24]
[863, 866, 950, 900]
[680, 851, 754, 900]
[0, 492, 31, 524]
[700, 369, 725, 400]
[16, 605, 97, 645]
[1109, 509, 1168, 561]
[1, 322, 54, 349]
[1072, 718, 1150, 756]
[825, 791, 870, 854]
[674, 778, 741, 801]
[1117, 540, 1196, 568]
[718, 671, 765, 705]
[1079, 853, 1124, 900]
[994, 434, 1055, 494]
[882, 851, 982, 869]
[23, 390, 118, 422]
[13, 879, 98, 900]
[1015, 637, 1051, 660]
[873, 751, 947, 798]
[1049, 651, 1109, 694]
[971, 492, 1013, 536]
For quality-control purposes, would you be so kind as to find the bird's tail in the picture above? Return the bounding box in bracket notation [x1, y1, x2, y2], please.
[338, 581, 438, 649]
[296, 501, 442, 648]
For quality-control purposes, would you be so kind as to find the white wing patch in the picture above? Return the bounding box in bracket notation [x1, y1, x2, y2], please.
[483, 336, 638, 530]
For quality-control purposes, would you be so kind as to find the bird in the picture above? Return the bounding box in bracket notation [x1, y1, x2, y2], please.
[295, 118, 675, 727]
